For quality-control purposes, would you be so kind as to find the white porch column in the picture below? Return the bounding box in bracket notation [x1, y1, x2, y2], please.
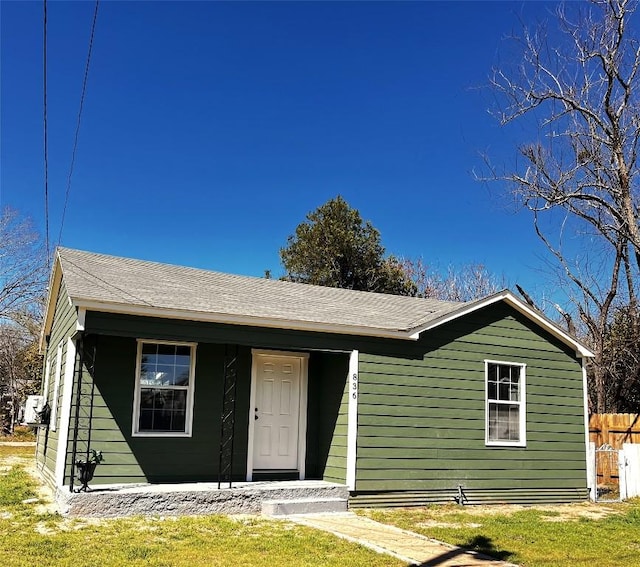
[346, 350, 359, 491]
[55, 337, 77, 487]
[581, 359, 595, 499]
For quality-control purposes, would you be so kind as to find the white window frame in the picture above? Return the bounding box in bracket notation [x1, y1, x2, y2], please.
[485, 359, 526, 447]
[42, 357, 52, 401]
[50, 342, 64, 431]
[132, 339, 197, 438]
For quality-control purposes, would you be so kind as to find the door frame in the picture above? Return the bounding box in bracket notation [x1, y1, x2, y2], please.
[246, 349, 309, 481]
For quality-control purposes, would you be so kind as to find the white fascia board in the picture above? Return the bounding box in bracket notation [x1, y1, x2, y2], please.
[70, 298, 416, 341]
[39, 252, 64, 352]
[409, 290, 595, 359]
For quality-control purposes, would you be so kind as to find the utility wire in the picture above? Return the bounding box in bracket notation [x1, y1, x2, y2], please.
[57, 0, 100, 247]
[43, 0, 50, 268]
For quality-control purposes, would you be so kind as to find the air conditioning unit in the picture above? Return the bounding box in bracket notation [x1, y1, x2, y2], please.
[23, 395, 47, 427]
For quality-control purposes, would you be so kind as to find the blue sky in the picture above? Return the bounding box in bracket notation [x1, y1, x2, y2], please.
[2, 1, 561, 296]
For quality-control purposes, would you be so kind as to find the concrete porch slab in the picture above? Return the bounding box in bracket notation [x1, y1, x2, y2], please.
[55, 480, 349, 518]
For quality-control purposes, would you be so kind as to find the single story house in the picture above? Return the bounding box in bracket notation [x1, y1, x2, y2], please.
[36, 247, 594, 507]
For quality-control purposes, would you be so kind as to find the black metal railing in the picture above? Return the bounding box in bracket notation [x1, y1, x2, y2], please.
[69, 335, 97, 492]
[218, 344, 239, 488]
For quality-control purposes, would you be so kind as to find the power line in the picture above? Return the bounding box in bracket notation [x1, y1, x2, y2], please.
[58, 0, 100, 247]
[43, 0, 50, 268]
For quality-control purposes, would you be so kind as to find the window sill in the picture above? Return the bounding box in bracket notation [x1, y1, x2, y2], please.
[485, 441, 526, 448]
[132, 431, 192, 438]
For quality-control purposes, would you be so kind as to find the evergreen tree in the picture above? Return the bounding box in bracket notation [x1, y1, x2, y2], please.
[280, 196, 416, 295]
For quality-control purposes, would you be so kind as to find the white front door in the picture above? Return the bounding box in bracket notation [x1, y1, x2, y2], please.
[252, 353, 303, 470]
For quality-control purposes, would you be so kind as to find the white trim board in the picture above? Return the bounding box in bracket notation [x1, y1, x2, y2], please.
[582, 360, 594, 498]
[346, 350, 359, 490]
[410, 290, 594, 358]
[63, 291, 594, 358]
[55, 338, 76, 487]
[50, 342, 63, 431]
[67, 298, 415, 341]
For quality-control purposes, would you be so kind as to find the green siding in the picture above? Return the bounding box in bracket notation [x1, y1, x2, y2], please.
[80, 312, 362, 484]
[83, 311, 419, 355]
[354, 303, 587, 504]
[36, 279, 78, 486]
[305, 353, 349, 483]
[77, 334, 349, 485]
[80, 337, 252, 484]
[52, 302, 587, 504]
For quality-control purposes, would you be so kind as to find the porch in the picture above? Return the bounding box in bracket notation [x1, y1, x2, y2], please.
[55, 479, 349, 517]
[64, 331, 353, 490]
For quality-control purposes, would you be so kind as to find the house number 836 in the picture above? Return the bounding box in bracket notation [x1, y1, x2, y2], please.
[351, 373, 358, 399]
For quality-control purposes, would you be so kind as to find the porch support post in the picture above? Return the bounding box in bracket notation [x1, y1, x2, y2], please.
[346, 350, 359, 491]
[55, 337, 77, 487]
[582, 358, 595, 500]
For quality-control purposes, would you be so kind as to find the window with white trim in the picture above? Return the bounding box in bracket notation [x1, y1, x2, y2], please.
[485, 360, 526, 446]
[133, 341, 196, 436]
[50, 342, 63, 431]
[42, 357, 51, 401]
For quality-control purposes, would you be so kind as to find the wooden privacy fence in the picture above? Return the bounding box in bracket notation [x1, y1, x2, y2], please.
[589, 413, 640, 448]
[589, 414, 640, 496]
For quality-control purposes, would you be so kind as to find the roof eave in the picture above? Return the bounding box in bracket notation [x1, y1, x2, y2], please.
[71, 297, 418, 341]
[408, 290, 595, 359]
[39, 250, 64, 352]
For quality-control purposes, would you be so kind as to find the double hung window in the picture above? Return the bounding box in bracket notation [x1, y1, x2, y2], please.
[133, 341, 196, 436]
[485, 360, 526, 446]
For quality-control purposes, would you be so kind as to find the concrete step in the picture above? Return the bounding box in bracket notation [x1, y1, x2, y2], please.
[262, 497, 348, 516]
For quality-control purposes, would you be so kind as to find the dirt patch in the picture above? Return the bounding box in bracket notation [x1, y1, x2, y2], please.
[35, 517, 104, 535]
[417, 520, 482, 529]
[536, 504, 621, 522]
[1, 453, 60, 515]
[422, 503, 623, 522]
[1, 455, 32, 467]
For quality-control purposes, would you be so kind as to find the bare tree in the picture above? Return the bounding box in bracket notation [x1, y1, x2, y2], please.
[400, 258, 506, 302]
[0, 323, 42, 434]
[0, 207, 47, 322]
[601, 303, 640, 410]
[490, 0, 640, 265]
[487, 0, 640, 412]
[0, 208, 47, 433]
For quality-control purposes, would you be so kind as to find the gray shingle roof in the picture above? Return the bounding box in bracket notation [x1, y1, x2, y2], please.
[55, 247, 464, 336]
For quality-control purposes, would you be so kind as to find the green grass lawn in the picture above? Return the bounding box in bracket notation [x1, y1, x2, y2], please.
[0, 446, 401, 567]
[360, 500, 640, 566]
[0, 426, 36, 441]
[4, 441, 640, 566]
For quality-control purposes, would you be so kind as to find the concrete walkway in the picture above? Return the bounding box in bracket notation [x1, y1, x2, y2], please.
[287, 512, 519, 567]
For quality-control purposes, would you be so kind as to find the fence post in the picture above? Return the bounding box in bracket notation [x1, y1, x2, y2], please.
[587, 441, 596, 501]
[619, 449, 628, 501]
[622, 443, 640, 499]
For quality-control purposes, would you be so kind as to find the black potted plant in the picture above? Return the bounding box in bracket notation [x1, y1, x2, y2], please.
[75, 449, 104, 492]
